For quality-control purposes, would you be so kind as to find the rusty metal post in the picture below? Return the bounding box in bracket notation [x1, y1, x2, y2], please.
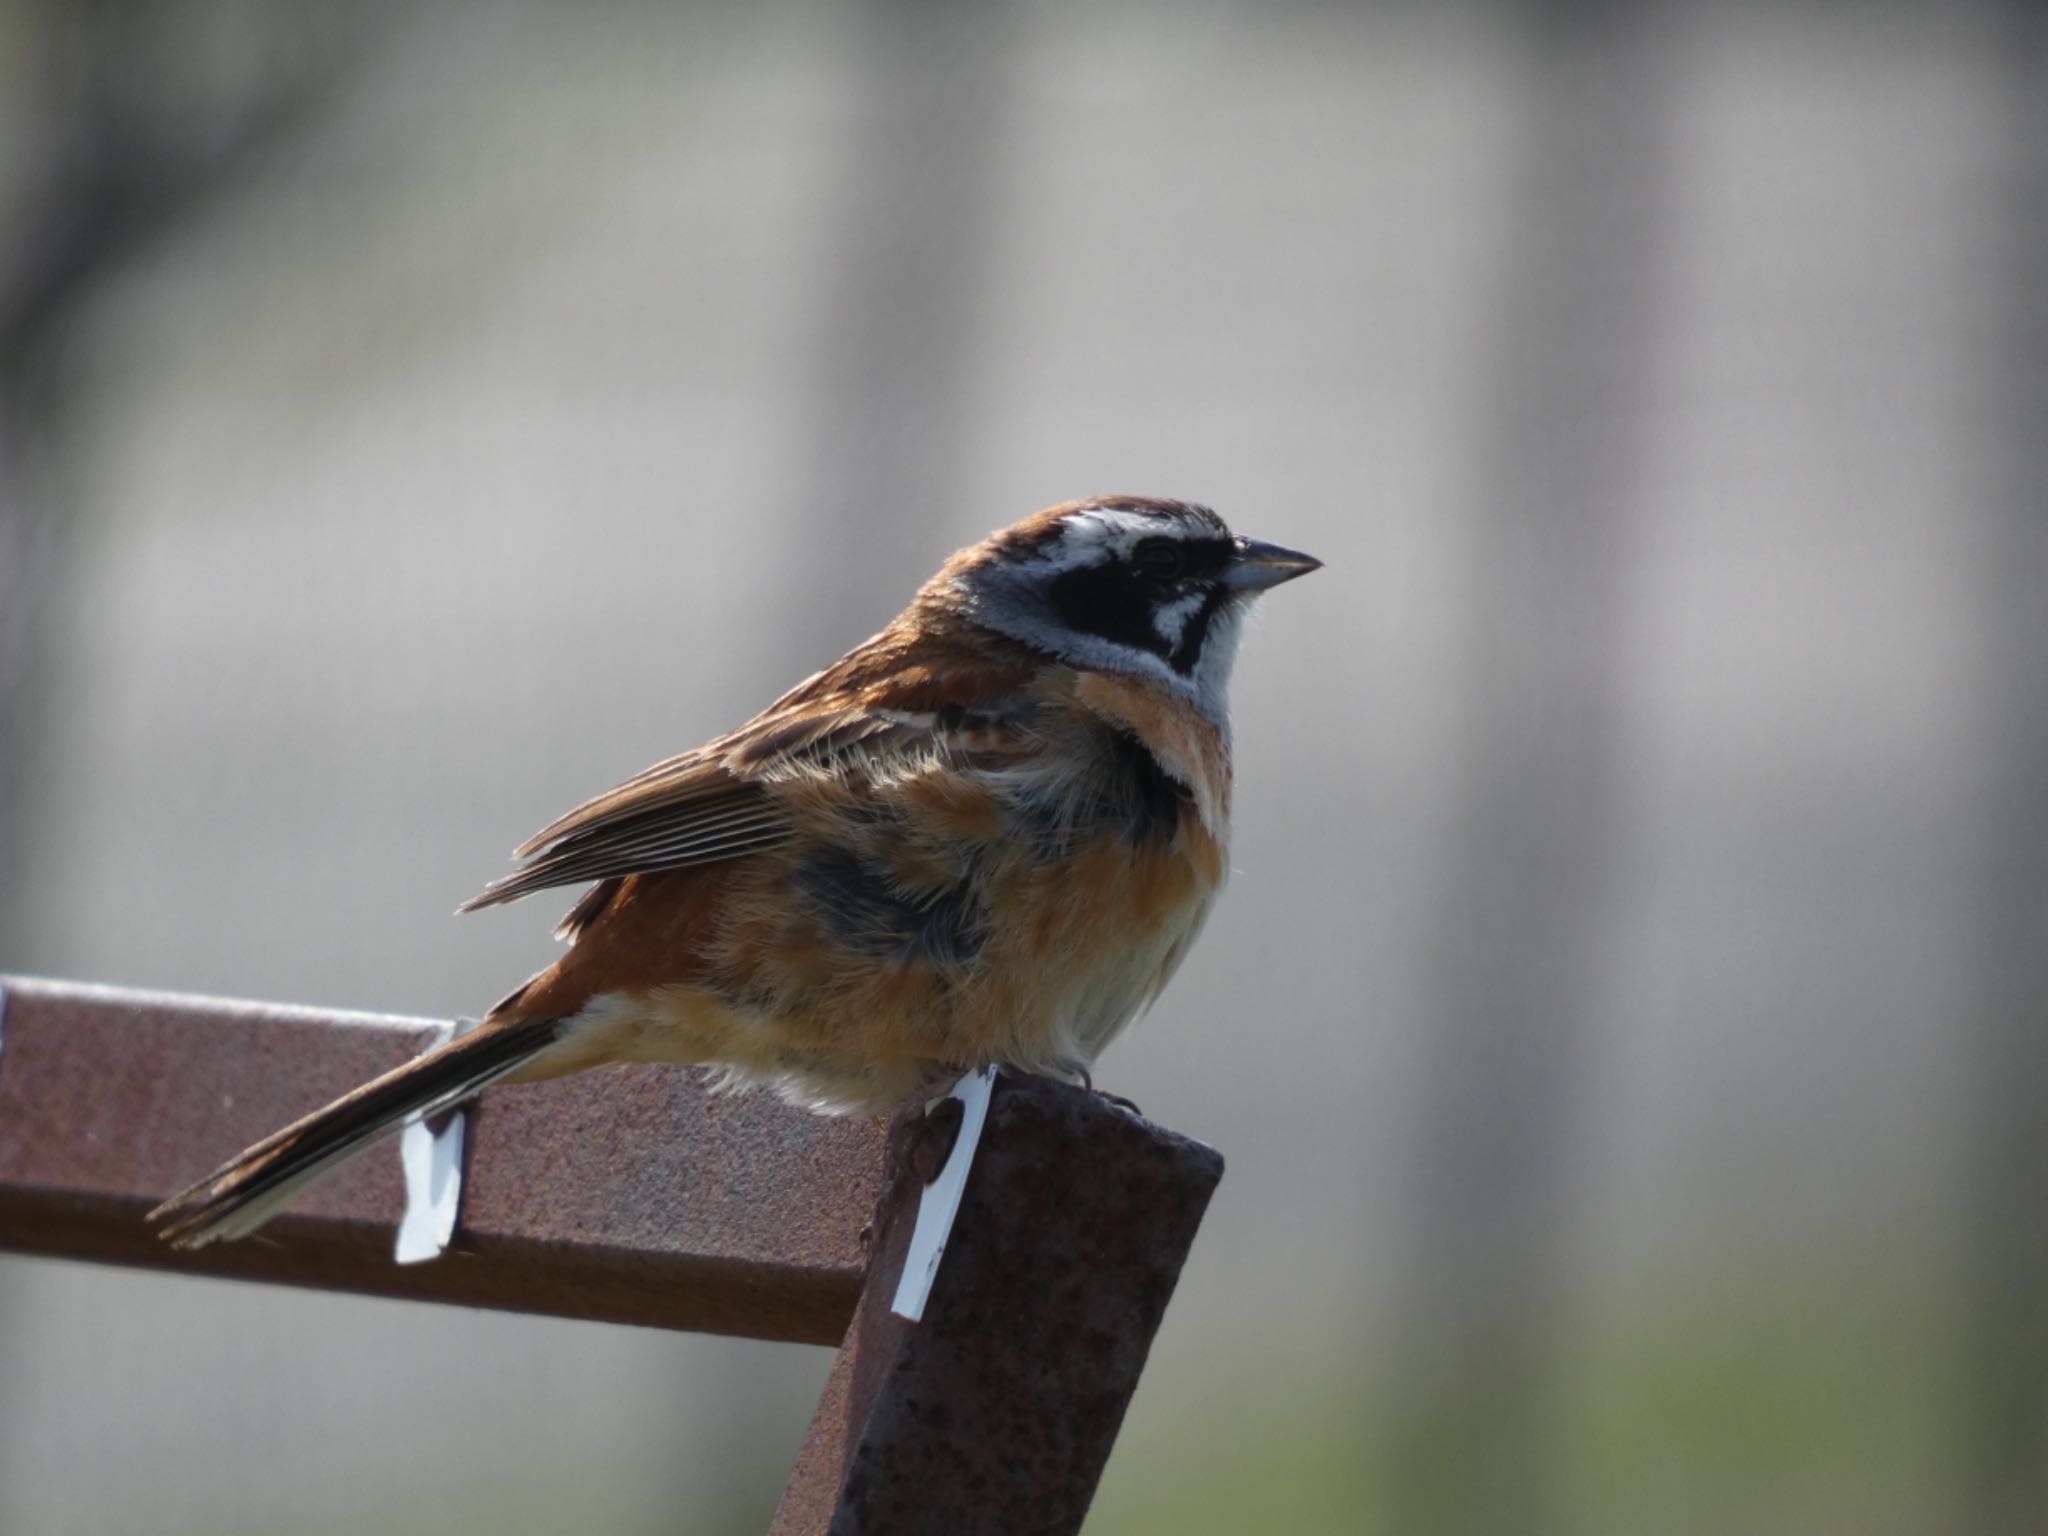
[773, 1072, 1225, 1536]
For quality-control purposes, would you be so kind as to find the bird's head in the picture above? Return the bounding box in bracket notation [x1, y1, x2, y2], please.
[930, 496, 1320, 722]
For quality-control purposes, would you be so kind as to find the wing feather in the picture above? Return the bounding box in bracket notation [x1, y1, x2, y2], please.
[458, 627, 1042, 916]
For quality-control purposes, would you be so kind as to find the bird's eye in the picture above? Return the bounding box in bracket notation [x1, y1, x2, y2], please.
[1130, 537, 1186, 579]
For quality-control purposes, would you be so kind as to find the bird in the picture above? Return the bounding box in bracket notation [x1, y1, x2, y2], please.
[148, 496, 1319, 1249]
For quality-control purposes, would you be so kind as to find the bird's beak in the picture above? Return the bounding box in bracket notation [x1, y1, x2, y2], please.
[1222, 536, 1323, 590]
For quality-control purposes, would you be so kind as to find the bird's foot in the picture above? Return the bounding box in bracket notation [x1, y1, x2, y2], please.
[905, 1095, 966, 1185]
[1051, 1059, 1141, 1117]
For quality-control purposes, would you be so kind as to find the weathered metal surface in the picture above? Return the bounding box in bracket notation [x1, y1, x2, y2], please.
[0, 975, 883, 1343]
[772, 1071, 1225, 1536]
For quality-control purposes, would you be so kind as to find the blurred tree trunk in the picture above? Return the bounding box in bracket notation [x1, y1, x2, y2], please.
[1385, 2, 1674, 1530]
[0, 0, 365, 959]
[778, 0, 1013, 660]
[672, 2, 1015, 1524]
[0, 10, 365, 1485]
[1967, 4, 2048, 1530]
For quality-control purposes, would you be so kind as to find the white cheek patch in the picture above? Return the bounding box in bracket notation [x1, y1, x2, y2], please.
[1152, 591, 1205, 652]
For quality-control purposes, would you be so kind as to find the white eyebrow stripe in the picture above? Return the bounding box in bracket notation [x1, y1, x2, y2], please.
[1043, 505, 1224, 569]
[1045, 511, 1138, 564]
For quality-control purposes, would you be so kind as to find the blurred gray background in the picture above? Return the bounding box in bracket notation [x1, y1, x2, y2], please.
[2, 1, 2044, 1532]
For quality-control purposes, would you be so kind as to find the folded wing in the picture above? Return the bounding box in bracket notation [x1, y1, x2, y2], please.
[458, 630, 1041, 918]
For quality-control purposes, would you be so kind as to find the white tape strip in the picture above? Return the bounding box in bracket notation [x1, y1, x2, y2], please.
[393, 1021, 471, 1266]
[889, 1065, 997, 1323]
[395, 1108, 466, 1265]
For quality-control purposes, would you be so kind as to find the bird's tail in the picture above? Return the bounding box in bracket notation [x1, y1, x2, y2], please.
[147, 1013, 566, 1250]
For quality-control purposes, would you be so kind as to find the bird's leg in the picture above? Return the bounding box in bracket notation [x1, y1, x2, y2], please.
[1054, 1057, 1141, 1117]
[909, 1095, 966, 1184]
[891, 1086, 969, 1187]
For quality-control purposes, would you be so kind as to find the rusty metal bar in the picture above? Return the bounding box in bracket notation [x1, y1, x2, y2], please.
[773, 1072, 1226, 1536]
[1, 977, 1226, 1529]
[0, 975, 882, 1343]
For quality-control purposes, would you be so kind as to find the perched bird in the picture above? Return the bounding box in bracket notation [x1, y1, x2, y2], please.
[149, 496, 1318, 1249]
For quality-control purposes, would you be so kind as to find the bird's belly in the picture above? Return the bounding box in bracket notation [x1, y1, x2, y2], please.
[1057, 882, 1218, 1061]
[545, 810, 1225, 1113]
